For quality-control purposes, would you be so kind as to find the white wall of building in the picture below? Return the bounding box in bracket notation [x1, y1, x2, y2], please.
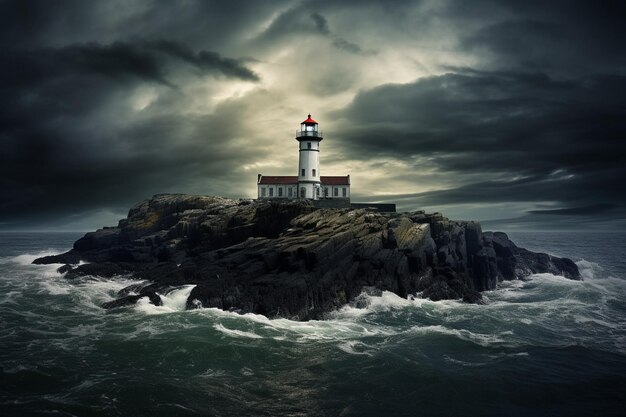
[321, 185, 350, 199]
[258, 183, 349, 199]
[258, 184, 298, 199]
[297, 182, 322, 199]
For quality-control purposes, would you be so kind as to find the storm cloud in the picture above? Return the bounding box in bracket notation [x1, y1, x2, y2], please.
[1, 0, 624, 230]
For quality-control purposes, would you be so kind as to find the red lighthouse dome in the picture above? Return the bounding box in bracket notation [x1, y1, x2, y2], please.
[301, 114, 318, 124]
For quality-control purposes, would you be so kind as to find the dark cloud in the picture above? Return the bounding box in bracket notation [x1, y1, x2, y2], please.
[1, 0, 625, 230]
[146, 41, 259, 81]
[0, 43, 261, 229]
[258, 8, 368, 55]
[13, 40, 258, 87]
[335, 68, 626, 217]
[458, 1, 626, 75]
[309, 13, 365, 54]
[528, 204, 618, 216]
[0, 105, 263, 228]
[58, 42, 173, 86]
[310, 13, 331, 35]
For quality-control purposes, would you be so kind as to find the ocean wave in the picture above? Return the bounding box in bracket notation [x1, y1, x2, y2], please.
[332, 290, 461, 321]
[189, 304, 398, 343]
[214, 323, 263, 339]
[2, 250, 624, 360]
[408, 325, 508, 347]
[195, 369, 227, 378]
[337, 340, 376, 356]
[39, 279, 71, 295]
[134, 285, 196, 315]
[0, 290, 23, 305]
[576, 259, 603, 280]
[1, 250, 65, 266]
[442, 355, 489, 367]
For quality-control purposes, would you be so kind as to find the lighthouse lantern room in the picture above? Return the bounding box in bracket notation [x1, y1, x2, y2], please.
[299, 114, 320, 136]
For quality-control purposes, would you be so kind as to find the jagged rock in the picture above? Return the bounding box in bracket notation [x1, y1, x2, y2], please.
[485, 231, 580, 280]
[64, 262, 132, 279]
[422, 281, 459, 301]
[101, 282, 163, 309]
[33, 194, 581, 320]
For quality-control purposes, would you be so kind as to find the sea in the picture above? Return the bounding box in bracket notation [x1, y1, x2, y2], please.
[1, 230, 625, 416]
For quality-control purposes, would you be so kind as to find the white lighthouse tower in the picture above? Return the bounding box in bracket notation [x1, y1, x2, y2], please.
[296, 114, 322, 199]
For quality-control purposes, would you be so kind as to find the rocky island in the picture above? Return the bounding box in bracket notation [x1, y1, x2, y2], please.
[34, 194, 580, 320]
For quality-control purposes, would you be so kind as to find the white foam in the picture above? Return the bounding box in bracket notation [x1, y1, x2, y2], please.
[214, 323, 263, 339]
[240, 367, 254, 376]
[576, 259, 603, 280]
[196, 369, 226, 378]
[61, 277, 147, 312]
[4, 250, 64, 266]
[443, 355, 488, 367]
[187, 304, 398, 344]
[573, 315, 620, 330]
[529, 272, 583, 285]
[134, 285, 196, 315]
[0, 290, 22, 305]
[68, 324, 101, 337]
[409, 325, 507, 347]
[120, 322, 188, 340]
[159, 285, 196, 311]
[333, 290, 459, 320]
[337, 340, 375, 356]
[39, 280, 71, 295]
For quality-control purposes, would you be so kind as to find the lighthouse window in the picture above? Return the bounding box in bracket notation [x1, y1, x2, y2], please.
[301, 169, 305, 176]
[312, 169, 316, 177]
[334, 188, 338, 197]
[307, 142, 311, 149]
[278, 187, 283, 197]
[342, 187, 347, 197]
[269, 188, 274, 197]
[324, 187, 329, 197]
[316, 187, 320, 197]
[300, 187, 306, 198]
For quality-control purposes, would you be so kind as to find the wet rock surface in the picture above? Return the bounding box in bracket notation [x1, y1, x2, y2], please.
[34, 194, 581, 320]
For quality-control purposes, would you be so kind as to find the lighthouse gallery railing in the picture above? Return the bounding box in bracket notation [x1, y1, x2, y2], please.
[296, 130, 323, 138]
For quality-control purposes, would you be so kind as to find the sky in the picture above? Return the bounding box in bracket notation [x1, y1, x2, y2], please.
[1, 0, 625, 231]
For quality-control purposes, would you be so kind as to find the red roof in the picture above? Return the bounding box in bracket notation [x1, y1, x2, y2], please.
[258, 175, 350, 185]
[321, 176, 350, 185]
[258, 175, 298, 184]
[301, 114, 318, 124]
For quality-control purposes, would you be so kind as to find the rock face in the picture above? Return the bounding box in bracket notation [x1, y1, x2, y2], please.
[34, 194, 581, 320]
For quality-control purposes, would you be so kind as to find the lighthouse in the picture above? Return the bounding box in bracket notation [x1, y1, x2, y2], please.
[296, 114, 322, 199]
[257, 114, 350, 201]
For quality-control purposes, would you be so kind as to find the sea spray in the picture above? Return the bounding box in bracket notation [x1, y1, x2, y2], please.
[135, 285, 197, 314]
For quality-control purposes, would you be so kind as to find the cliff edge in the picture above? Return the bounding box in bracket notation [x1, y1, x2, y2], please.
[34, 194, 580, 320]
